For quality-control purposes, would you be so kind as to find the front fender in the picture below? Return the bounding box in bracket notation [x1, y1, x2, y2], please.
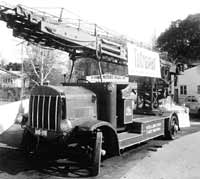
[77, 120, 115, 132]
[77, 120, 120, 156]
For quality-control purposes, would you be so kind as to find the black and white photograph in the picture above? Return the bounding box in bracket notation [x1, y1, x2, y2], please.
[0, 0, 199, 178]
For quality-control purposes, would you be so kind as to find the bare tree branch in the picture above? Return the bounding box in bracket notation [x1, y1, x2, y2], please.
[43, 64, 54, 81]
[30, 58, 40, 79]
[31, 78, 40, 86]
[24, 43, 69, 86]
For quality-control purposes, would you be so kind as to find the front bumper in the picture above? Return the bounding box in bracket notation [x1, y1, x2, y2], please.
[24, 126, 71, 141]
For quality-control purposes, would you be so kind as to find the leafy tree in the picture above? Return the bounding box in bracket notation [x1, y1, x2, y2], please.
[156, 14, 200, 64]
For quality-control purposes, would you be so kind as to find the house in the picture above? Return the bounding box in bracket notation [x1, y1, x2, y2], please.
[177, 65, 200, 104]
[0, 67, 29, 101]
[0, 67, 29, 88]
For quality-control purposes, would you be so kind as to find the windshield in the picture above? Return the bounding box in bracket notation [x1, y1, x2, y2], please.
[70, 58, 128, 82]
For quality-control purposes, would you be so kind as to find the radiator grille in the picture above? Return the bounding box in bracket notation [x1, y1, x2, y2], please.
[29, 95, 60, 131]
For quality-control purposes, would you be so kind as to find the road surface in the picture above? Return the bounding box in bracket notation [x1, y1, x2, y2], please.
[0, 117, 199, 179]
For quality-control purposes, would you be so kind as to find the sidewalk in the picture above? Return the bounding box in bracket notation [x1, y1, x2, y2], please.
[120, 131, 200, 179]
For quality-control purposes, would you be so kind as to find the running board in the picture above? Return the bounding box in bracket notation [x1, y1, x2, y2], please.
[118, 115, 165, 149]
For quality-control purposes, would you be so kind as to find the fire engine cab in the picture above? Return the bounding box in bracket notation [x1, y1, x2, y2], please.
[0, 3, 183, 176]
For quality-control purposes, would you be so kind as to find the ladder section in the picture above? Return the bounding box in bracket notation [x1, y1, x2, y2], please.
[118, 115, 165, 149]
[0, 3, 128, 65]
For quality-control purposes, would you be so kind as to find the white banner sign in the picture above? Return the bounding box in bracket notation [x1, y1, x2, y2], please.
[86, 74, 129, 83]
[128, 43, 161, 78]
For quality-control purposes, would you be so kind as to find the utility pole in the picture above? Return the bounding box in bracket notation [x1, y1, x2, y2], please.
[19, 41, 25, 100]
[40, 47, 44, 85]
[58, 8, 64, 22]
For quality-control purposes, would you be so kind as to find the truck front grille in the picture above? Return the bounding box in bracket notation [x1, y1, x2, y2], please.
[29, 95, 60, 131]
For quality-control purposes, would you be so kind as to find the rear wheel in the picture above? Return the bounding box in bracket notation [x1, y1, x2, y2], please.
[166, 115, 179, 140]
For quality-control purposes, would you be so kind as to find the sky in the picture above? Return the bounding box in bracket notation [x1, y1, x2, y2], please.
[1, 0, 200, 63]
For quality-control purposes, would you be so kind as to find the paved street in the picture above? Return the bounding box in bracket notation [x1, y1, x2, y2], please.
[120, 123, 200, 179]
[0, 117, 199, 179]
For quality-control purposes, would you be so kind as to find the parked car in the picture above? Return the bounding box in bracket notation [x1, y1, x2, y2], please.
[184, 95, 200, 115]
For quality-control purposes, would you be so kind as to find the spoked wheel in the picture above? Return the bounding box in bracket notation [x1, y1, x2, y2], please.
[90, 131, 103, 176]
[166, 115, 179, 140]
[21, 129, 39, 157]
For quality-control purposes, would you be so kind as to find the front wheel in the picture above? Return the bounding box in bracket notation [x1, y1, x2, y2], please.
[165, 115, 179, 140]
[197, 109, 200, 117]
[90, 131, 102, 176]
[20, 129, 38, 156]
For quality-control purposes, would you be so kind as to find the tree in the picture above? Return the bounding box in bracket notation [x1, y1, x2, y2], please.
[156, 14, 200, 64]
[24, 44, 69, 87]
[5, 62, 21, 71]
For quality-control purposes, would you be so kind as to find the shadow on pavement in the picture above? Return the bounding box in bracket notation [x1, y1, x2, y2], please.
[0, 124, 92, 178]
[0, 145, 92, 177]
[32, 157, 92, 178]
[0, 124, 23, 147]
[0, 119, 199, 178]
[28, 146, 93, 178]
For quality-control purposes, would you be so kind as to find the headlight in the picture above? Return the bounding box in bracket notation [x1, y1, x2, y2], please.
[16, 113, 28, 125]
[60, 119, 72, 132]
[21, 114, 28, 125]
[16, 114, 23, 124]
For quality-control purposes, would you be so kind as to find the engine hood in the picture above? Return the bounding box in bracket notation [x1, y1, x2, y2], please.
[31, 85, 96, 99]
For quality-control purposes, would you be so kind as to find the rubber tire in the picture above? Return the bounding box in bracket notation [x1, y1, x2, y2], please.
[165, 115, 179, 140]
[91, 131, 102, 176]
[197, 109, 200, 117]
[21, 129, 37, 156]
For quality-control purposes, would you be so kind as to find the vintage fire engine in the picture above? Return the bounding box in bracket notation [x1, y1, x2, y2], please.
[0, 3, 181, 176]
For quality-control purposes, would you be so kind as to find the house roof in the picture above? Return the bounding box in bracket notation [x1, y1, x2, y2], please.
[0, 67, 22, 78]
[185, 64, 200, 72]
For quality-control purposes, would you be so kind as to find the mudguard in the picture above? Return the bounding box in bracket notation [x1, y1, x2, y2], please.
[78, 120, 120, 156]
[163, 111, 179, 129]
[163, 111, 179, 139]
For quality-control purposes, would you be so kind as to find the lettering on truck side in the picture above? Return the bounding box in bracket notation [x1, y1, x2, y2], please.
[145, 122, 162, 134]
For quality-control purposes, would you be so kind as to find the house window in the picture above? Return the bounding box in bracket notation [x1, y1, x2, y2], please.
[197, 85, 200, 94]
[180, 85, 187, 95]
